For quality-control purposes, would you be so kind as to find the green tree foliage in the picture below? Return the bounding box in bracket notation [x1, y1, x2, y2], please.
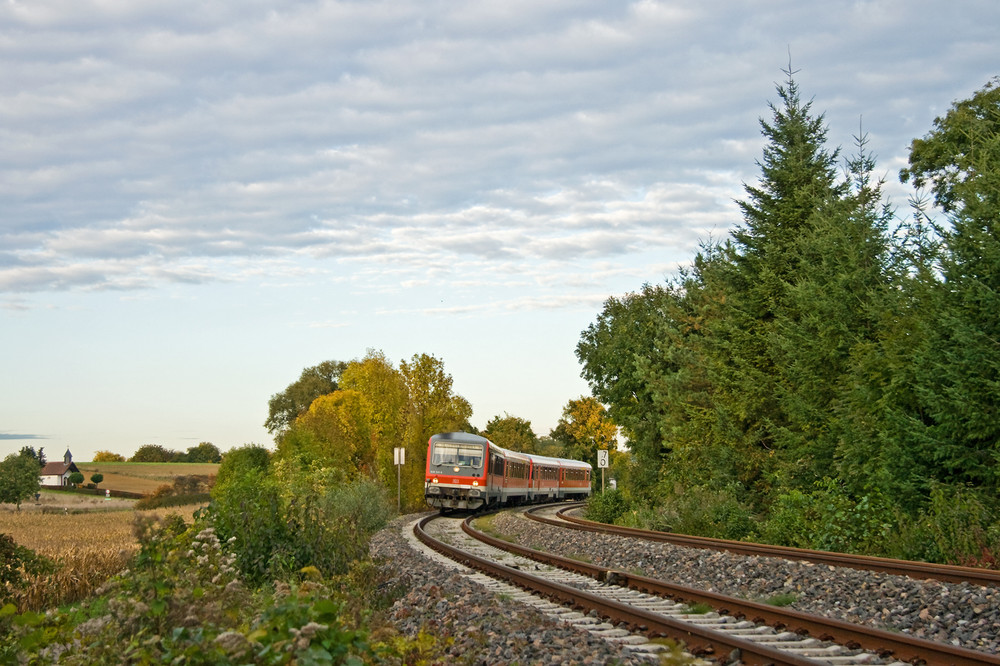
[704, 66, 848, 492]
[209, 457, 392, 584]
[1, 535, 54, 603]
[265, 360, 347, 440]
[0, 454, 41, 510]
[90, 473, 104, 487]
[17, 447, 45, 468]
[129, 444, 180, 463]
[67, 472, 84, 487]
[340, 350, 409, 483]
[283, 390, 375, 476]
[899, 77, 1000, 492]
[183, 442, 222, 463]
[483, 414, 539, 454]
[577, 283, 677, 477]
[576, 72, 1000, 564]
[216, 444, 271, 488]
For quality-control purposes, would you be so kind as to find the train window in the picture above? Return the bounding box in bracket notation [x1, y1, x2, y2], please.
[431, 442, 484, 468]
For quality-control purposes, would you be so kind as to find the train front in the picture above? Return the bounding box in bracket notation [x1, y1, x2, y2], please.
[424, 432, 489, 511]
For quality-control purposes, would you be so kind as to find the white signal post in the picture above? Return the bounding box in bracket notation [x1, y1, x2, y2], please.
[597, 449, 609, 492]
[393, 447, 405, 511]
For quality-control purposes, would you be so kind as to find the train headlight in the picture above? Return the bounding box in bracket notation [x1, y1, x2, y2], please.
[432, 477, 438, 484]
[453, 466, 460, 472]
[472, 480, 479, 486]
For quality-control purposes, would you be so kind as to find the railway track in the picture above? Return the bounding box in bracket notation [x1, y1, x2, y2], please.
[413, 506, 1000, 665]
[528, 504, 1000, 587]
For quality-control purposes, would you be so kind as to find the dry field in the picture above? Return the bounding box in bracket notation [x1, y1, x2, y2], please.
[2, 490, 206, 612]
[74, 461, 219, 495]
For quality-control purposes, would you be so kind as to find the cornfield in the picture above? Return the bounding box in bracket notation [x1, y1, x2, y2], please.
[1, 505, 202, 612]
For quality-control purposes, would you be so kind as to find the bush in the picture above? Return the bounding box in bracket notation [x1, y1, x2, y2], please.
[888, 483, 999, 566]
[585, 489, 634, 524]
[207, 459, 394, 585]
[0, 534, 55, 604]
[215, 445, 271, 488]
[636, 483, 757, 541]
[205, 471, 289, 584]
[756, 479, 894, 554]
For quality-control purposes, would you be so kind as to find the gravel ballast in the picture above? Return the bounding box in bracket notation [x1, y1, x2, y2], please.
[370, 514, 667, 665]
[486, 511, 1000, 655]
[370, 511, 1000, 663]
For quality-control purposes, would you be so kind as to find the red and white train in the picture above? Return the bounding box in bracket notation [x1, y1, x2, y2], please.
[424, 431, 592, 511]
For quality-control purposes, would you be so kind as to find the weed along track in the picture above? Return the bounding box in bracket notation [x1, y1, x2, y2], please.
[409, 505, 1000, 665]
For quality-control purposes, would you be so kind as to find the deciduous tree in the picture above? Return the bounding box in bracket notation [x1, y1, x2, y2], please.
[93, 450, 126, 463]
[216, 444, 271, 488]
[550, 397, 617, 466]
[129, 444, 179, 463]
[399, 353, 472, 507]
[184, 442, 222, 463]
[0, 453, 41, 510]
[484, 414, 539, 454]
[265, 360, 347, 440]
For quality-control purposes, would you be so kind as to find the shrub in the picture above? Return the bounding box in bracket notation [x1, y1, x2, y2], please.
[204, 471, 288, 584]
[585, 488, 634, 524]
[207, 459, 393, 585]
[888, 483, 999, 566]
[0, 534, 55, 604]
[757, 479, 894, 554]
[215, 445, 271, 488]
[636, 483, 757, 540]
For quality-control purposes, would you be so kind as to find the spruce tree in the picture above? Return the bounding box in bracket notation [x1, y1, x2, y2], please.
[705, 66, 846, 491]
[900, 78, 1000, 492]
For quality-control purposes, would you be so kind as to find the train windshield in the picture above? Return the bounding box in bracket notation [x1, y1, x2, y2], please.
[431, 442, 484, 468]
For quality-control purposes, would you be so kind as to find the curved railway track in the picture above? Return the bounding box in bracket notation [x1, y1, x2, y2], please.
[413, 505, 1000, 665]
[528, 504, 1000, 587]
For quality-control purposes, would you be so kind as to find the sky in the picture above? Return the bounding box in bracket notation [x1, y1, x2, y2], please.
[2, 0, 998, 462]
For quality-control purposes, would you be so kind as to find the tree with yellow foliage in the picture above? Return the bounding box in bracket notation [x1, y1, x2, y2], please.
[551, 396, 618, 468]
[92, 450, 126, 463]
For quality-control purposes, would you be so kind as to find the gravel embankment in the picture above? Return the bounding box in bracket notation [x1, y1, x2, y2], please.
[369, 515, 669, 665]
[485, 511, 1000, 655]
[370, 511, 1000, 663]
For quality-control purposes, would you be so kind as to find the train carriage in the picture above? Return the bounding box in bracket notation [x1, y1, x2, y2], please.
[526, 453, 561, 502]
[557, 458, 592, 500]
[425, 432, 592, 511]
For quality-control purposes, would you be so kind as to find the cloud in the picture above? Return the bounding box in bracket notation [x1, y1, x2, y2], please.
[2, 0, 999, 306]
[0, 432, 47, 440]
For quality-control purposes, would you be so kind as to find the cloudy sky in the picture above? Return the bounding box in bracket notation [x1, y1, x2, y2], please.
[2, 0, 997, 461]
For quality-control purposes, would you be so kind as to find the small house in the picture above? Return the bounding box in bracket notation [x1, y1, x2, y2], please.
[39, 449, 80, 487]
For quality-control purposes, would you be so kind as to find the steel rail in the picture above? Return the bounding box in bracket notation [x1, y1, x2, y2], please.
[527, 504, 1000, 588]
[414, 514, 820, 665]
[481, 508, 1000, 666]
